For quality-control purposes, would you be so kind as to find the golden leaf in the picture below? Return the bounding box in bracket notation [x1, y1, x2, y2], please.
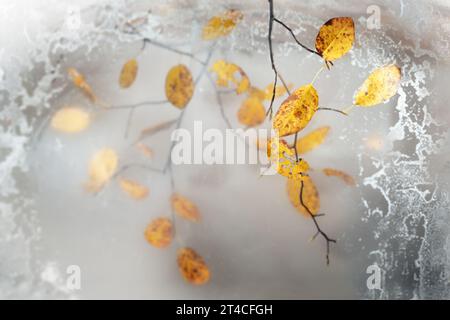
[68, 68, 97, 102]
[263, 83, 293, 100]
[136, 142, 154, 158]
[119, 58, 138, 88]
[165, 64, 194, 109]
[202, 9, 243, 41]
[171, 193, 201, 222]
[315, 17, 355, 62]
[237, 96, 266, 127]
[177, 247, 210, 285]
[51, 107, 90, 133]
[119, 178, 149, 200]
[272, 84, 319, 137]
[84, 148, 118, 193]
[353, 65, 401, 107]
[210, 60, 250, 94]
[144, 217, 173, 249]
[295, 126, 330, 154]
[286, 176, 320, 217]
[269, 138, 309, 179]
[322, 168, 355, 186]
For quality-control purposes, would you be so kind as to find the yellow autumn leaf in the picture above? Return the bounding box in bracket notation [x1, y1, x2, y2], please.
[119, 58, 138, 88]
[165, 64, 194, 109]
[177, 247, 210, 285]
[272, 84, 319, 137]
[84, 148, 118, 193]
[202, 9, 243, 41]
[354, 64, 401, 107]
[322, 168, 356, 186]
[263, 83, 293, 100]
[295, 126, 330, 154]
[171, 193, 201, 222]
[144, 217, 173, 249]
[68, 67, 97, 102]
[119, 178, 149, 200]
[210, 60, 250, 94]
[237, 96, 266, 127]
[51, 107, 90, 133]
[268, 138, 309, 179]
[315, 17, 355, 62]
[287, 176, 320, 218]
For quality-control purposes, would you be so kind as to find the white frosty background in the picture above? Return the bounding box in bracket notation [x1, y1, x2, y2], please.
[0, 0, 450, 299]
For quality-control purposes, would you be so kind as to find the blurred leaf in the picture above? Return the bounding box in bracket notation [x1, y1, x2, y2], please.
[171, 193, 201, 222]
[165, 64, 194, 109]
[286, 176, 320, 217]
[322, 168, 355, 186]
[263, 83, 293, 100]
[51, 107, 90, 133]
[177, 247, 210, 285]
[202, 9, 243, 41]
[315, 17, 355, 62]
[119, 58, 138, 88]
[68, 68, 97, 102]
[138, 119, 177, 141]
[237, 96, 265, 127]
[136, 142, 154, 158]
[119, 178, 149, 200]
[144, 217, 173, 249]
[210, 60, 250, 94]
[354, 65, 401, 107]
[84, 148, 118, 193]
[273, 84, 319, 137]
[295, 126, 330, 154]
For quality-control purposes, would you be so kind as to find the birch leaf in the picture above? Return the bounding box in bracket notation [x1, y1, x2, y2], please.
[165, 64, 194, 109]
[119, 58, 138, 88]
[119, 178, 149, 200]
[144, 217, 173, 249]
[237, 96, 266, 127]
[263, 83, 293, 100]
[84, 148, 118, 193]
[202, 9, 243, 41]
[171, 193, 201, 222]
[354, 65, 401, 107]
[210, 60, 250, 94]
[68, 68, 97, 102]
[322, 168, 356, 186]
[177, 247, 210, 285]
[295, 126, 330, 154]
[287, 176, 320, 218]
[315, 17, 355, 62]
[51, 107, 90, 133]
[273, 84, 319, 137]
[269, 139, 309, 179]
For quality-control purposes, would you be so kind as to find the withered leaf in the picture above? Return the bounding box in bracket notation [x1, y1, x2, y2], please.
[210, 60, 250, 94]
[322, 168, 356, 186]
[295, 126, 330, 154]
[354, 65, 401, 107]
[287, 176, 320, 218]
[51, 107, 90, 133]
[144, 217, 173, 249]
[171, 193, 201, 222]
[165, 64, 194, 109]
[68, 68, 97, 102]
[237, 96, 266, 127]
[119, 58, 138, 88]
[315, 17, 355, 62]
[138, 118, 178, 141]
[202, 9, 243, 41]
[272, 84, 319, 137]
[119, 178, 149, 200]
[269, 138, 309, 180]
[177, 247, 210, 285]
[84, 148, 118, 193]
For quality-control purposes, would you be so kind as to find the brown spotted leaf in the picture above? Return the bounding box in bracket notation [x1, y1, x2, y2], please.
[119, 58, 138, 88]
[287, 176, 320, 218]
[119, 178, 149, 200]
[354, 65, 401, 107]
[322, 168, 355, 186]
[272, 84, 319, 137]
[202, 9, 243, 41]
[315, 17, 355, 62]
[269, 138, 309, 180]
[171, 193, 201, 222]
[295, 126, 330, 154]
[165, 64, 194, 109]
[144, 217, 173, 248]
[51, 107, 90, 133]
[177, 247, 210, 285]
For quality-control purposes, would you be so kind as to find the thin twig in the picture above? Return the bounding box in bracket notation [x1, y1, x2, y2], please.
[266, 0, 278, 119]
[317, 107, 348, 116]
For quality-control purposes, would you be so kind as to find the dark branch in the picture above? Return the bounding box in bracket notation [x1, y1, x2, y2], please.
[317, 107, 348, 116]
